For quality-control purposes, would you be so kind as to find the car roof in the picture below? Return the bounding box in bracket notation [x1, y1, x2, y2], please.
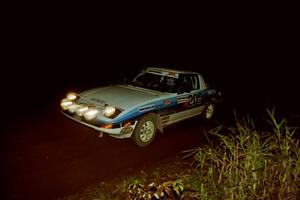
[145, 67, 199, 75]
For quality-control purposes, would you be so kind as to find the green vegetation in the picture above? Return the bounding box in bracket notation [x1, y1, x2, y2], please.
[182, 109, 300, 199]
[60, 109, 300, 199]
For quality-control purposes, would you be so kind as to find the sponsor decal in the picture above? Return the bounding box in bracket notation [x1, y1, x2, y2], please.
[184, 102, 189, 108]
[91, 97, 105, 104]
[166, 72, 179, 78]
[163, 99, 171, 105]
[178, 94, 203, 107]
[147, 69, 179, 78]
[161, 115, 170, 123]
[148, 69, 162, 74]
[121, 126, 133, 134]
[177, 96, 189, 104]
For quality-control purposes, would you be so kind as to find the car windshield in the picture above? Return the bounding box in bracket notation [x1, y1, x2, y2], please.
[129, 72, 178, 93]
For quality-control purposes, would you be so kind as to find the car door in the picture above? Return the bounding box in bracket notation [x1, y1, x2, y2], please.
[177, 74, 202, 106]
[159, 73, 204, 127]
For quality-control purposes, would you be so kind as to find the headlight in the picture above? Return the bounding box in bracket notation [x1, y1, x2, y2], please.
[67, 92, 77, 101]
[60, 98, 73, 110]
[84, 109, 98, 120]
[103, 106, 116, 117]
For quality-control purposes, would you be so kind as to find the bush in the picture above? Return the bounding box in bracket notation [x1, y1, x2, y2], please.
[183, 109, 300, 199]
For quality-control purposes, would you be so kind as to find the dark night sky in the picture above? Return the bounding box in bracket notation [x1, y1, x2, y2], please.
[2, 6, 299, 127]
[1, 5, 299, 200]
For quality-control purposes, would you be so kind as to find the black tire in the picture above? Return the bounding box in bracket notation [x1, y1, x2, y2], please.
[132, 114, 157, 147]
[201, 102, 215, 121]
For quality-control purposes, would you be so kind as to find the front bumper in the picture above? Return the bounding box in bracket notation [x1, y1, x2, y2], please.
[62, 111, 137, 139]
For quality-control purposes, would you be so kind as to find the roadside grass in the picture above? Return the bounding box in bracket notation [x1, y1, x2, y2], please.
[59, 109, 300, 199]
[182, 108, 300, 199]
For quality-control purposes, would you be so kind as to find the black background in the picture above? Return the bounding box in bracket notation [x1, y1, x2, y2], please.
[2, 4, 299, 128]
[1, 5, 299, 200]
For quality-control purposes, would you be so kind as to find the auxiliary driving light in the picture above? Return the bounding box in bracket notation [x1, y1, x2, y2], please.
[84, 109, 98, 121]
[76, 106, 89, 116]
[68, 104, 81, 113]
[103, 106, 116, 117]
[67, 93, 77, 101]
[60, 98, 73, 110]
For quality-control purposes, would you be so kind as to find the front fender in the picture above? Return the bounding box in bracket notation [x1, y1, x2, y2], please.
[144, 113, 163, 133]
[155, 114, 163, 133]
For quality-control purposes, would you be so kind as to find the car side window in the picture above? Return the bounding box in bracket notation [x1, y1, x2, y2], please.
[189, 74, 199, 90]
[176, 75, 191, 93]
[160, 76, 177, 93]
[179, 74, 199, 91]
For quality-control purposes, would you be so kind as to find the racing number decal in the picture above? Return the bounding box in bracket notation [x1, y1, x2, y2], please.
[177, 94, 202, 106]
[188, 94, 202, 106]
[188, 95, 196, 106]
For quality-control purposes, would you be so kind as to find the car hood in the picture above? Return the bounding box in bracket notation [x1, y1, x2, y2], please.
[79, 85, 166, 110]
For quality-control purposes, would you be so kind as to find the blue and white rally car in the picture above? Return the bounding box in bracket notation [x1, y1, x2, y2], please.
[60, 67, 221, 147]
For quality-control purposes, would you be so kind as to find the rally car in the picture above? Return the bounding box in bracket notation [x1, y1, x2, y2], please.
[60, 67, 221, 147]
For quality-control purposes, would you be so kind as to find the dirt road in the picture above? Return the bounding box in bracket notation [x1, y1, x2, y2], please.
[1, 105, 212, 200]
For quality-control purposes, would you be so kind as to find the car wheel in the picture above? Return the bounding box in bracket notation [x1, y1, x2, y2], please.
[202, 103, 215, 121]
[132, 114, 157, 147]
